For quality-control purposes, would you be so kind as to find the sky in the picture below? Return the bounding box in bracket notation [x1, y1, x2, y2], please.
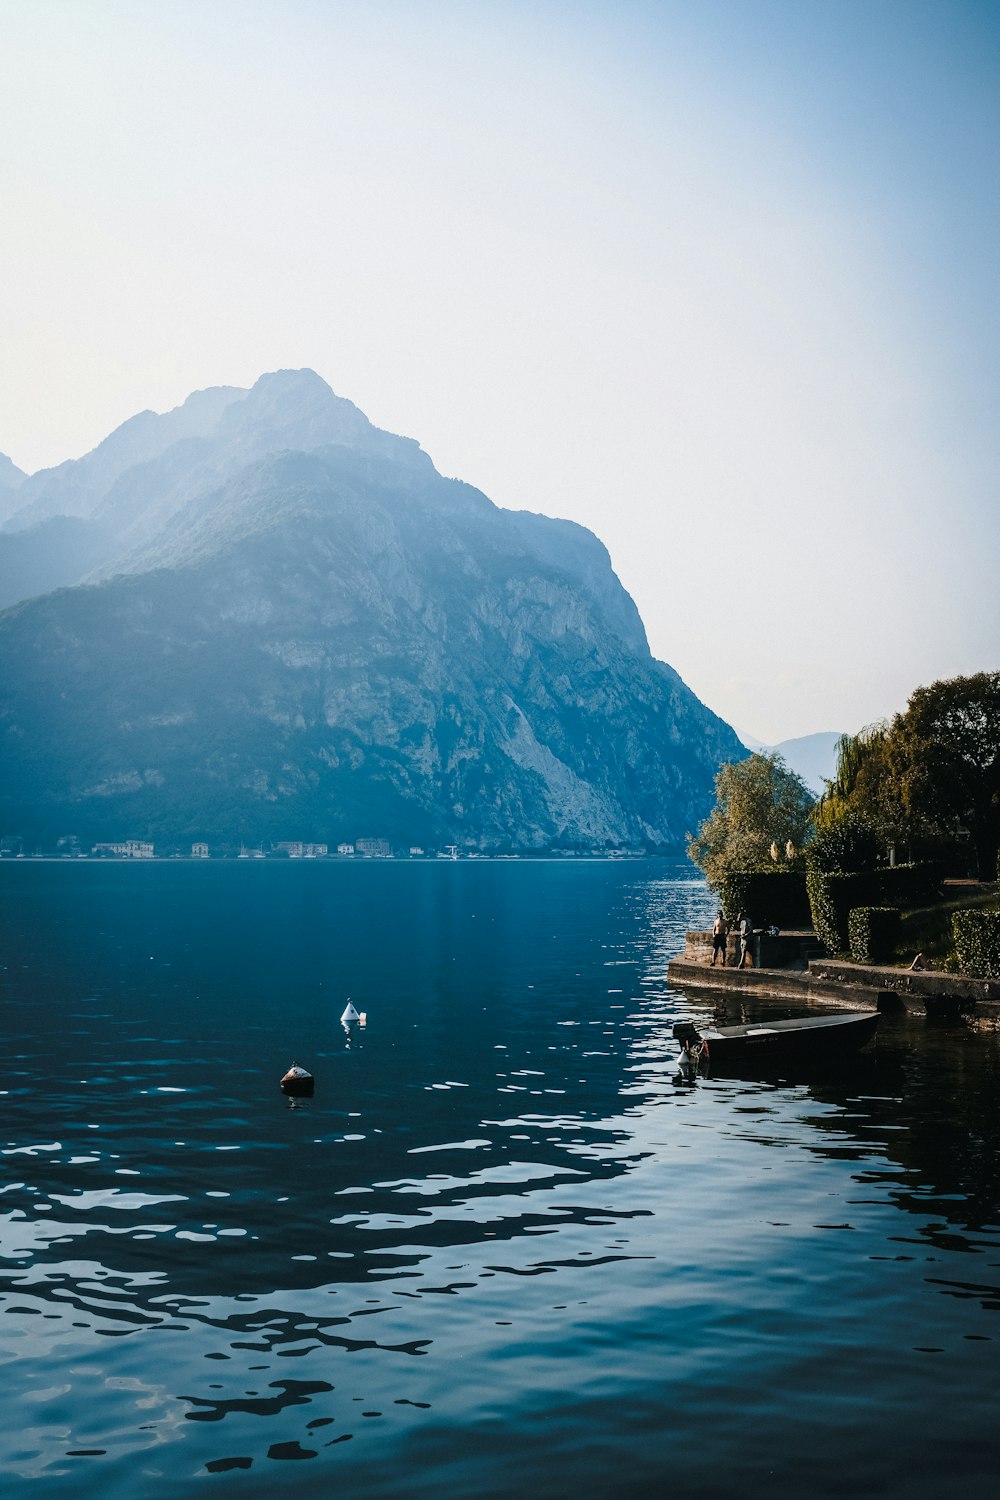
[1, 0, 998, 743]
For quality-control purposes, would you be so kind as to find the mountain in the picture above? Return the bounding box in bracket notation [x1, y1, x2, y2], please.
[737, 729, 843, 796]
[772, 732, 843, 796]
[0, 372, 426, 605]
[2, 385, 244, 531]
[0, 453, 27, 525]
[0, 371, 744, 850]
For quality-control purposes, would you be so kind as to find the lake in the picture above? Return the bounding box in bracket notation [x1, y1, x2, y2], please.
[2, 859, 999, 1498]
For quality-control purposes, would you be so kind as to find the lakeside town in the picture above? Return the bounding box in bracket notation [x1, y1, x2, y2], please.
[0, 834, 651, 861]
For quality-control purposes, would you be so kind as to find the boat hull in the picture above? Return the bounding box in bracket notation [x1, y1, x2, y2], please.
[684, 1010, 879, 1069]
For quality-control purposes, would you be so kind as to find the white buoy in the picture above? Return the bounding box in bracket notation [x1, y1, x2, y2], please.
[341, 1002, 361, 1023]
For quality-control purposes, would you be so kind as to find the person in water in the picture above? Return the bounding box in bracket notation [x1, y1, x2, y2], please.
[711, 910, 728, 966]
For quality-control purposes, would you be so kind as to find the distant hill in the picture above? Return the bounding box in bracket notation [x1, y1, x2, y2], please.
[0, 370, 744, 851]
[737, 729, 843, 796]
[0, 453, 27, 525]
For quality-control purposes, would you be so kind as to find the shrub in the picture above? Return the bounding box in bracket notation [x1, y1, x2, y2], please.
[952, 910, 1000, 978]
[718, 870, 812, 927]
[807, 863, 942, 955]
[879, 861, 944, 908]
[848, 907, 901, 966]
[807, 813, 885, 874]
[807, 868, 842, 954]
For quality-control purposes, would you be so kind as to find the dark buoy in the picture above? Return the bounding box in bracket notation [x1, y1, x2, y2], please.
[280, 1063, 314, 1097]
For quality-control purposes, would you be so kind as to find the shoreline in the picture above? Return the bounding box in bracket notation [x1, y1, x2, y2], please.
[0, 852, 680, 865]
[667, 949, 1000, 1020]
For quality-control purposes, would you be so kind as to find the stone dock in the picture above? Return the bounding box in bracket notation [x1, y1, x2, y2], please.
[668, 930, 1000, 1019]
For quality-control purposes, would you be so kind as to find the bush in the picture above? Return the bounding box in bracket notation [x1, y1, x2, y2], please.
[807, 813, 885, 874]
[848, 907, 901, 966]
[718, 870, 812, 927]
[807, 867, 842, 954]
[952, 910, 1000, 978]
[807, 863, 942, 954]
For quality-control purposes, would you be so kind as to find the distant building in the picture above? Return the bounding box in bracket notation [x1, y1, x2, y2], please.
[337, 843, 355, 856]
[408, 846, 425, 857]
[191, 842, 209, 859]
[56, 835, 82, 856]
[275, 841, 328, 858]
[0, 834, 23, 856]
[92, 841, 154, 859]
[356, 837, 392, 858]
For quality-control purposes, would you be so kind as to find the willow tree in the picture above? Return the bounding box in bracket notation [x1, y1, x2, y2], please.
[688, 753, 815, 890]
[814, 721, 904, 846]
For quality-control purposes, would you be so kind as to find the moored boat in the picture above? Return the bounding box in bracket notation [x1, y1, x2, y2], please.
[674, 1009, 879, 1069]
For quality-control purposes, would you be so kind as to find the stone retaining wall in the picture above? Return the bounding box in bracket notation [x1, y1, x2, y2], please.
[808, 959, 1000, 1007]
[667, 957, 885, 1011]
[683, 929, 823, 969]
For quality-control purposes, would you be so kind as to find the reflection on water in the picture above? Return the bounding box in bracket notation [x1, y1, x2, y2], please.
[1, 861, 1000, 1498]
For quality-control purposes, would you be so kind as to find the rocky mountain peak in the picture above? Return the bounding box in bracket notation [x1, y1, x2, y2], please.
[217, 367, 379, 454]
[0, 372, 744, 851]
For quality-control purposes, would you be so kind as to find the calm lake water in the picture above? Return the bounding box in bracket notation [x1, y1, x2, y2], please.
[2, 859, 1000, 1498]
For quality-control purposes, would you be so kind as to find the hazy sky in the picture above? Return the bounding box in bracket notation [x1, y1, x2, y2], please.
[2, 0, 998, 742]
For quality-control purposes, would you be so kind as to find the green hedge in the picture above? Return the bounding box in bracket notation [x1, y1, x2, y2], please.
[848, 907, 901, 966]
[807, 863, 942, 955]
[806, 868, 840, 955]
[952, 910, 1000, 978]
[879, 862, 944, 906]
[718, 870, 812, 927]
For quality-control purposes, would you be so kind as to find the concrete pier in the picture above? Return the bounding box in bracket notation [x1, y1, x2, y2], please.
[669, 931, 1000, 1018]
[666, 955, 887, 1011]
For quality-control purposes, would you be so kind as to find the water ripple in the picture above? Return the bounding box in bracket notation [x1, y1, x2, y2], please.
[3, 861, 1000, 1495]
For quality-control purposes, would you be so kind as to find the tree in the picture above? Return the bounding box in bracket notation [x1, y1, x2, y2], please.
[815, 672, 1000, 877]
[817, 722, 889, 823]
[807, 810, 885, 874]
[688, 753, 815, 889]
[892, 672, 1000, 878]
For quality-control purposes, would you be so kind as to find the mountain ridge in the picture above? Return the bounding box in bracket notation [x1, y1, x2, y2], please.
[0, 371, 744, 850]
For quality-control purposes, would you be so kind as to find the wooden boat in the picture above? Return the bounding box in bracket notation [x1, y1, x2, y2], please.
[674, 1010, 879, 1068]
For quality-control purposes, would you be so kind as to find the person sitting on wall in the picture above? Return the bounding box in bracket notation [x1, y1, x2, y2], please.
[909, 952, 926, 971]
[711, 910, 728, 966]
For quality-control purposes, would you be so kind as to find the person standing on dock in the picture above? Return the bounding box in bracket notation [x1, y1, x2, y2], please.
[737, 911, 754, 968]
[711, 910, 729, 965]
